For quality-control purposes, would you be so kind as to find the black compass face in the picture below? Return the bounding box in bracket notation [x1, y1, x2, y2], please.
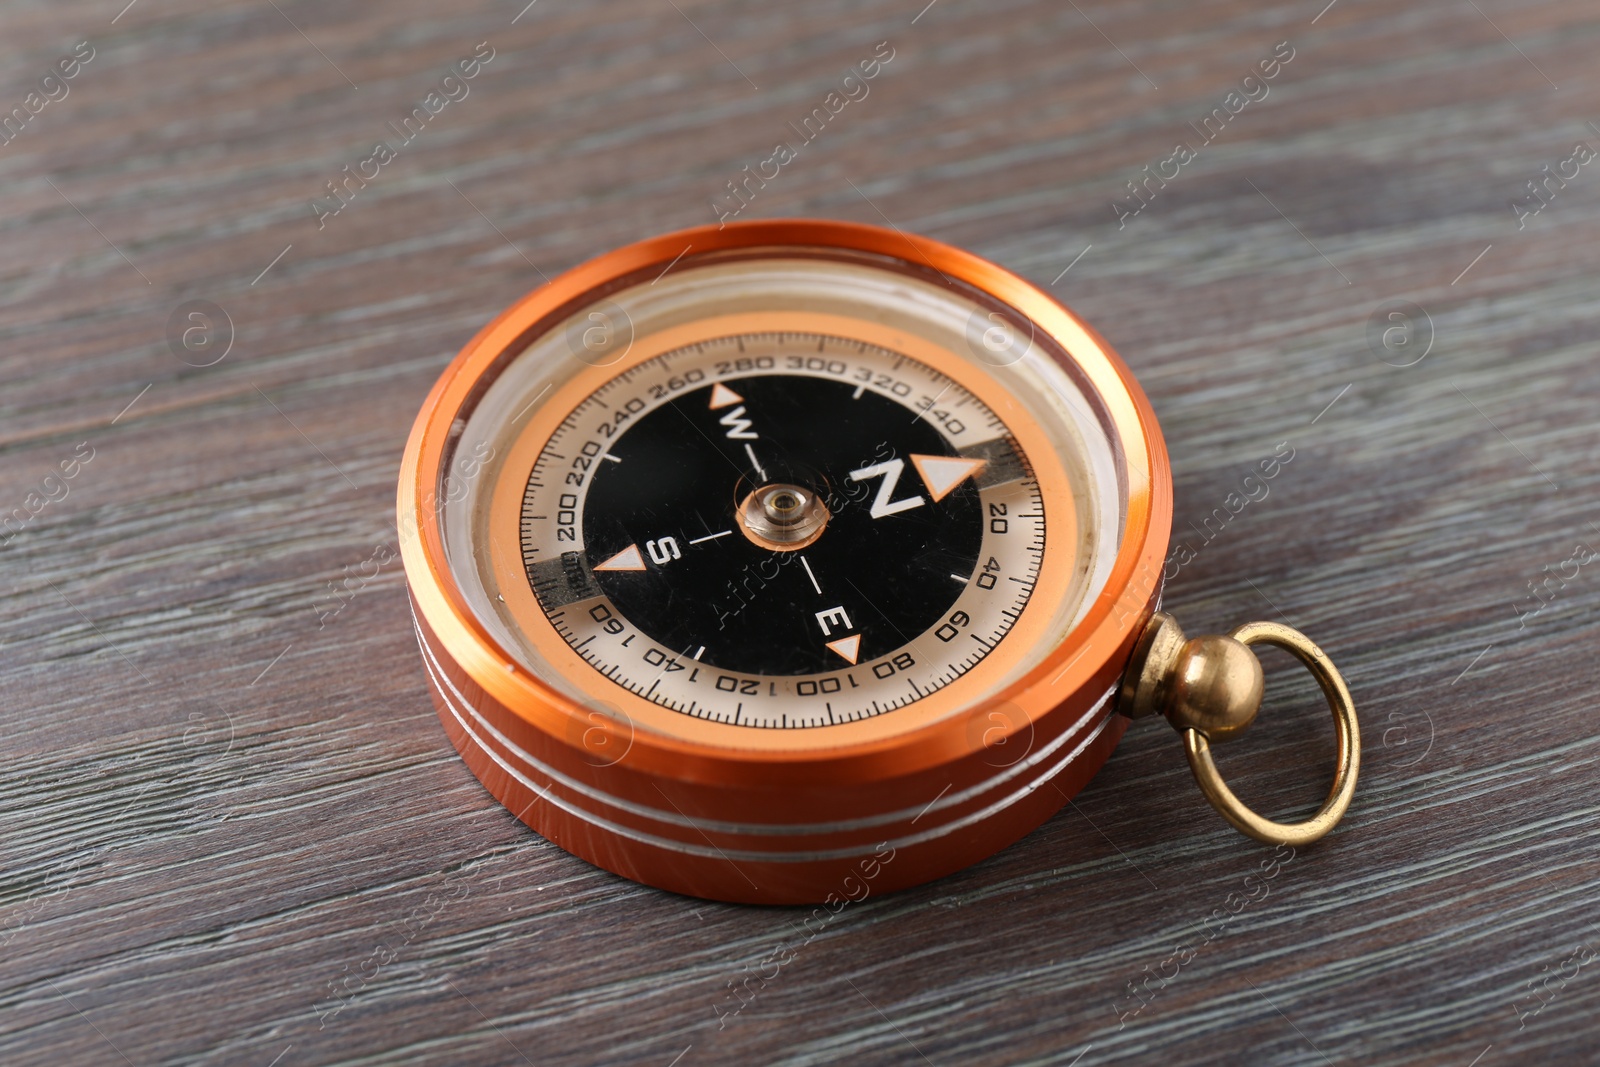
[579, 374, 984, 676]
[518, 331, 1044, 728]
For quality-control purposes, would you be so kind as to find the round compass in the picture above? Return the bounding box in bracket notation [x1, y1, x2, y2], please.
[400, 220, 1361, 904]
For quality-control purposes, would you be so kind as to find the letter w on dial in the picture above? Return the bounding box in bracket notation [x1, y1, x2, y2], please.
[849, 458, 925, 518]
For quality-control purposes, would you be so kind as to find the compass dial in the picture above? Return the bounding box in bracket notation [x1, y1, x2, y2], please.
[516, 333, 1043, 728]
[443, 252, 1132, 756]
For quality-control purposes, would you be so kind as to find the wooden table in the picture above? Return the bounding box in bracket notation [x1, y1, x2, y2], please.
[4, 1, 1597, 1063]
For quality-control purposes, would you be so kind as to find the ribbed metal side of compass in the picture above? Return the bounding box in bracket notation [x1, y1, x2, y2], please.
[411, 594, 1138, 904]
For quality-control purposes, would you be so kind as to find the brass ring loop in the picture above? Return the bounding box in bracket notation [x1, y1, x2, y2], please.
[1182, 621, 1360, 847]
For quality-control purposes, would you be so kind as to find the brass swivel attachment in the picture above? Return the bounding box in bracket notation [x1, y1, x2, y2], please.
[1119, 611, 1360, 847]
[1118, 612, 1264, 741]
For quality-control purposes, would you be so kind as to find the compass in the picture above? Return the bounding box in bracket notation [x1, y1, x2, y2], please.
[399, 220, 1360, 904]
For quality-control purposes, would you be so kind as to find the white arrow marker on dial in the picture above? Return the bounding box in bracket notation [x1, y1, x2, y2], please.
[825, 634, 861, 665]
[708, 382, 743, 410]
[593, 543, 647, 571]
[910, 454, 987, 503]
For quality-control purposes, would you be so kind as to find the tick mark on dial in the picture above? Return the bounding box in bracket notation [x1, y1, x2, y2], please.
[689, 529, 733, 545]
[800, 555, 822, 595]
[743, 442, 767, 480]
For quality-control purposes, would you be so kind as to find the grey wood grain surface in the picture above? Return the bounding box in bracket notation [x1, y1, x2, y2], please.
[3, 1, 1597, 1064]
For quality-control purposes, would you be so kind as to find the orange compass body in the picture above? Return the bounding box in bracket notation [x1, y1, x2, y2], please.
[399, 220, 1351, 906]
